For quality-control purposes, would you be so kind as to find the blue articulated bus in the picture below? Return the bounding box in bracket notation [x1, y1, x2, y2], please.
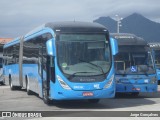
[3, 21, 118, 104]
[149, 43, 160, 84]
[111, 33, 157, 96]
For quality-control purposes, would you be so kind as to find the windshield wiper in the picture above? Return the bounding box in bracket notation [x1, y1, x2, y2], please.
[79, 59, 106, 77]
[68, 71, 95, 80]
[137, 65, 149, 76]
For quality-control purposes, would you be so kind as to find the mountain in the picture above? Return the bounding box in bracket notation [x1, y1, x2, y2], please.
[93, 16, 116, 33]
[93, 13, 160, 43]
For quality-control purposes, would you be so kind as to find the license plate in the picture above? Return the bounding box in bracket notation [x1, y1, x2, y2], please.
[83, 92, 94, 96]
[132, 88, 141, 91]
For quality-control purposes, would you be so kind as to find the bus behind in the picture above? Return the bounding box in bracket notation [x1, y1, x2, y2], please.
[111, 33, 157, 96]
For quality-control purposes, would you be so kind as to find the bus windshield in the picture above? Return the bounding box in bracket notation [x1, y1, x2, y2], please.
[57, 34, 111, 77]
[115, 45, 155, 75]
[154, 50, 160, 68]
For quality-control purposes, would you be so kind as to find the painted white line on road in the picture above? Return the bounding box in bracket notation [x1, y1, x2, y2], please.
[0, 86, 9, 89]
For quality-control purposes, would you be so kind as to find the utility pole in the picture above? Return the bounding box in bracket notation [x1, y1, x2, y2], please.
[115, 15, 123, 33]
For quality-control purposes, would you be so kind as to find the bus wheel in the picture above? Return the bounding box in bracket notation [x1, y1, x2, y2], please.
[26, 80, 33, 95]
[0, 81, 5, 85]
[88, 99, 100, 103]
[43, 88, 52, 105]
[9, 77, 16, 90]
[0, 78, 5, 85]
[131, 92, 139, 96]
[1, 81, 5, 85]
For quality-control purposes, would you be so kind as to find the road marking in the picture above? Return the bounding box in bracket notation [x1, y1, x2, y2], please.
[0, 85, 10, 89]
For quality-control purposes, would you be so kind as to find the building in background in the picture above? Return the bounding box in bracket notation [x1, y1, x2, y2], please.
[0, 38, 12, 44]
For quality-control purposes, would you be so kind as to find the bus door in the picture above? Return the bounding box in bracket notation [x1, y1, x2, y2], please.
[38, 46, 49, 98]
[39, 45, 55, 101]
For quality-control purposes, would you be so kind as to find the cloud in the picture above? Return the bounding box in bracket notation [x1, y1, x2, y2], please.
[0, 0, 160, 37]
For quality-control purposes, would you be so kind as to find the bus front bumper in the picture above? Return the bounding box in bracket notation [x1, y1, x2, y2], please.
[50, 87, 115, 100]
[116, 83, 157, 93]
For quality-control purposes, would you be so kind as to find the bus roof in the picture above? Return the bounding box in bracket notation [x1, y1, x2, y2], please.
[148, 43, 160, 50]
[110, 33, 147, 45]
[3, 37, 20, 48]
[45, 21, 108, 33]
[4, 21, 108, 48]
[26, 21, 108, 37]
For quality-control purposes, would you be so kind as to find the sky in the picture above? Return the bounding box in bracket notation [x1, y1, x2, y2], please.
[0, 0, 160, 38]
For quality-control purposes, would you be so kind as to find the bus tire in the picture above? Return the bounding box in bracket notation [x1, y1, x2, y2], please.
[26, 79, 33, 95]
[88, 99, 100, 103]
[0, 77, 5, 85]
[9, 76, 16, 90]
[0, 81, 5, 85]
[43, 88, 52, 105]
[2, 81, 5, 85]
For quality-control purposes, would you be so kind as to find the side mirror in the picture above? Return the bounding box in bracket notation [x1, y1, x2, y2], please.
[110, 37, 118, 55]
[46, 39, 55, 56]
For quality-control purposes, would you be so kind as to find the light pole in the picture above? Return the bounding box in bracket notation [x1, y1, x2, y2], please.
[115, 15, 123, 33]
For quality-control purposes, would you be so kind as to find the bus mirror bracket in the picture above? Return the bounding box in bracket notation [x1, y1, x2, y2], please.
[46, 39, 55, 56]
[110, 37, 118, 55]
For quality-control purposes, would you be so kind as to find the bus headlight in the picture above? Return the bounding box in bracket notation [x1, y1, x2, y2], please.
[150, 77, 157, 84]
[57, 75, 71, 90]
[104, 75, 114, 88]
